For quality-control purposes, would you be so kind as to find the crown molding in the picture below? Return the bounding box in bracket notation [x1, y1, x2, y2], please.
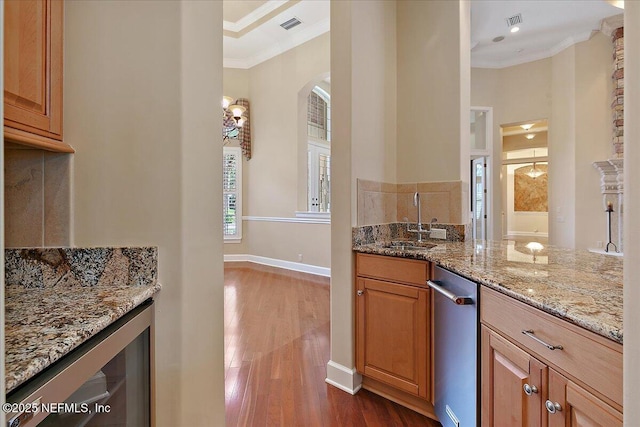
[223, 0, 289, 33]
[224, 18, 329, 69]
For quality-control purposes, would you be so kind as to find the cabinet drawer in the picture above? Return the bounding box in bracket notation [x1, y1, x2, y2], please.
[356, 253, 429, 286]
[481, 287, 622, 409]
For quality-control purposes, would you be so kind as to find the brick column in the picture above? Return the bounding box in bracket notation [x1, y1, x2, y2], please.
[612, 27, 624, 158]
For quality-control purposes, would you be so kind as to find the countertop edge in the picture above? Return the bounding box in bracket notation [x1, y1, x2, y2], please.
[353, 244, 623, 345]
[6, 283, 162, 393]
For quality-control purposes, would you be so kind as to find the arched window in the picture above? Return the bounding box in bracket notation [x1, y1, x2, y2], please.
[307, 86, 330, 212]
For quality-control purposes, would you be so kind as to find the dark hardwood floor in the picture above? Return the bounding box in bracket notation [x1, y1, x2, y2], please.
[224, 262, 441, 426]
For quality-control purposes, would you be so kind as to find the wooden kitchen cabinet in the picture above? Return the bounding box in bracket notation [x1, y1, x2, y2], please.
[355, 253, 435, 418]
[481, 287, 623, 427]
[4, 0, 73, 152]
[481, 326, 546, 426]
[547, 369, 622, 427]
[356, 277, 429, 398]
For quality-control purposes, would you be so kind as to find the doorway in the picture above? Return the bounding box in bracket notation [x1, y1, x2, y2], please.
[470, 107, 492, 241]
[500, 120, 549, 243]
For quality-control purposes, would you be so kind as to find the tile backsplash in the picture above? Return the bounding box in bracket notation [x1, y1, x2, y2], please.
[5, 147, 71, 247]
[357, 178, 469, 227]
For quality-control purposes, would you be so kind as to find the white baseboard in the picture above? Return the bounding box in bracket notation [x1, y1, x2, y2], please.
[325, 360, 362, 395]
[224, 254, 330, 277]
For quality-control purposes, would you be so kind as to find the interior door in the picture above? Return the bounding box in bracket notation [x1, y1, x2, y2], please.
[472, 157, 487, 241]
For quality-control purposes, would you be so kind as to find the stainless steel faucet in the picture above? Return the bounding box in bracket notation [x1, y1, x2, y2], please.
[408, 192, 430, 242]
[414, 192, 422, 235]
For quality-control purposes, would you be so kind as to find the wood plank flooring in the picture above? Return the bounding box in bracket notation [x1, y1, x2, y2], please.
[224, 262, 441, 426]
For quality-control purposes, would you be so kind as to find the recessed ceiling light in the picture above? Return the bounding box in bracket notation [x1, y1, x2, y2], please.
[510, 26, 520, 33]
[492, 36, 505, 43]
[525, 134, 535, 140]
[520, 123, 534, 131]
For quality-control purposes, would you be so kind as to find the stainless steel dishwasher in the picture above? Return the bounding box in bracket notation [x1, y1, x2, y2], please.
[428, 265, 479, 427]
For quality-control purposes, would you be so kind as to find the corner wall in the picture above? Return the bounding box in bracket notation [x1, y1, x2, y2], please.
[329, 0, 398, 393]
[65, 2, 224, 425]
[624, 2, 640, 421]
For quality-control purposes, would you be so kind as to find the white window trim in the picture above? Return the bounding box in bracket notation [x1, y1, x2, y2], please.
[224, 146, 242, 242]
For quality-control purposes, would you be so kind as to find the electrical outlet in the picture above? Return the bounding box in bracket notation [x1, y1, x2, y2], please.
[297, 254, 303, 262]
[430, 228, 447, 240]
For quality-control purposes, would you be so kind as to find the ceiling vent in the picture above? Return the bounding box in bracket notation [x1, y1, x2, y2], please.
[280, 17, 302, 30]
[506, 13, 523, 28]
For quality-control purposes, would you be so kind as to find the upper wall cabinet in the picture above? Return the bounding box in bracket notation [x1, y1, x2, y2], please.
[4, 0, 73, 152]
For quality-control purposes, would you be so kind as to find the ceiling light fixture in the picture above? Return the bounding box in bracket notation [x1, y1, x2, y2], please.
[510, 26, 520, 33]
[525, 133, 535, 140]
[492, 36, 505, 43]
[222, 96, 249, 141]
[525, 150, 546, 179]
[520, 123, 534, 131]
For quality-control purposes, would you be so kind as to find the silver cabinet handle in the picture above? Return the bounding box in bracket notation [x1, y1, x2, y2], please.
[545, 400, 562, 414]
[521, 330, 563, 350]
[523, 383, 538, 396]
[426, 280, 473, 305]
[357, 290, 364, 296]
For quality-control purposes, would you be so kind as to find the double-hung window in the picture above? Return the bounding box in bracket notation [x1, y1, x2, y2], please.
[223, 146, 242, 242]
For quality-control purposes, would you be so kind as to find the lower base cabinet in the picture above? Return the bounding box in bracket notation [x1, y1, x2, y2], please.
[548, 369, 622, 427]
[482, 326, 546, 426]
[355, 253, 435, 419]
[481, 287, 622, 427]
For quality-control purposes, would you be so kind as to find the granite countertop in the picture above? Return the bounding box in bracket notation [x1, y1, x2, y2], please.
[353, 237, 623, 344]
[5, 247, 161, 393]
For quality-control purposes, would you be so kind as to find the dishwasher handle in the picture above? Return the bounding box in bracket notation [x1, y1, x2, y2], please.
[427, 280, 474, 305]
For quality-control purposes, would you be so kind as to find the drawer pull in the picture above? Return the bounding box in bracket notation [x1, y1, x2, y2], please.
[357, 290, 364, 296]
[427, 280, 473, 305]
[523, 383, 538, 396]
[521, 329, 564, 351]
[545, 400, 562, 414]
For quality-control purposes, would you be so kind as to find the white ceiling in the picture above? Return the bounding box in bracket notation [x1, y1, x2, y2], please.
[471, 1, 623, 68]
[223, 0, 623, 70]
[223, 0, 329, 69]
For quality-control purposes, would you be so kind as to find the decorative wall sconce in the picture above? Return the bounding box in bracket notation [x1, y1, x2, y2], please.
[222, 96, 252, 159]
[222, 96, 248, 141]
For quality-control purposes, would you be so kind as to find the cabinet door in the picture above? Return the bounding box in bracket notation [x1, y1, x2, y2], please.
[356, 278, 430, 400]
[4, 0, 63, 140]
[547, 369, 622, 427]
[481, 326, 546, 427]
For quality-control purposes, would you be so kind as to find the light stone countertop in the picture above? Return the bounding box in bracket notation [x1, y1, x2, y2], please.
[5, 247, 161, 393]
[353, 239, 623, 344]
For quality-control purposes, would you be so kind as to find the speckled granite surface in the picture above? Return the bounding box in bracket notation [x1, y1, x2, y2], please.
[353, 236, 623, 344]
[5, 247, 161, 392]
[352, 222, 466, 244]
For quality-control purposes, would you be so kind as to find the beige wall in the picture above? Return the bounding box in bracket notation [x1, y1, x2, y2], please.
[625, 2, 640, 420]
[223, 68, 249, 100]
[574, 33, 614, 250]
[65, 1, 224, 425]
[472, 32, 612, 248]
[397, 0, 469, 188]
[223, 34, 331, 269]
[350, 0, 397, 194]
[549, 45, 577, 248]
[4, 149, 71, 247]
